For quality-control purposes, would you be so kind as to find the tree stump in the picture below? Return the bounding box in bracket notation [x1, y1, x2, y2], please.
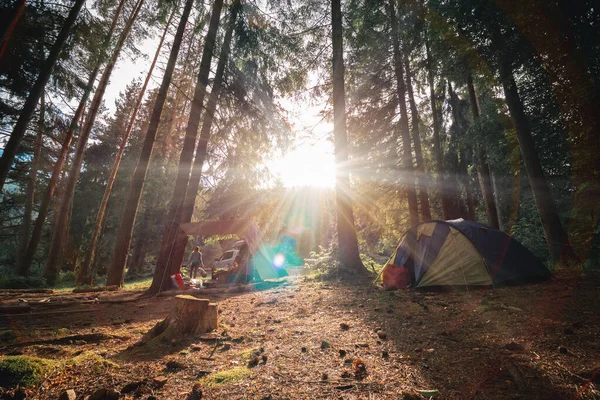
[143, 295, 218, 343]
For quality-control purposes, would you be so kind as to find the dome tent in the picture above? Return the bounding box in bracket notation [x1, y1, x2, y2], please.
[383, 219, 551, 288]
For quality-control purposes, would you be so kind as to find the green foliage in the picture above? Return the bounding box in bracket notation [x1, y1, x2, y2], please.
[0, 274, 47, 289]
[303, 244, 341, 281]
[0, 356, 54, 388]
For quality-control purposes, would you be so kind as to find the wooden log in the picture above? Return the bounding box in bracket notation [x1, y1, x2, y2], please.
[72, 285, 119, 293]
[0, 304, 31, 314]
[0, 289, 55, 294]
[142, 295, 218, 343]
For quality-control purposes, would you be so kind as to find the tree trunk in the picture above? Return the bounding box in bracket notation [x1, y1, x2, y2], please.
[162, 1, 240, 277]
[0, 0, 27, 60]
[160, 18, 200, 160]
[403, 51, 431, 221]
[466, 74, 500, 229]
[16, 91, 44, 271]
[425, 42, 451, 220]
[0, 0, 85, 192]
[447, 81, 475, 220]
[77, 9, 174, 286]
[150, 0, 225, 293]
[127, 222, 147, 277]
[496, 0, 600, 258]
[18, 0, 127, 275]
[142, 296, 218, 343]
[43, 0, 144, 285]
[106, 0, 194, 288]
[331, 0, 366, 275]
[497, 58, 578, 264]
[390, 0, 418, 227]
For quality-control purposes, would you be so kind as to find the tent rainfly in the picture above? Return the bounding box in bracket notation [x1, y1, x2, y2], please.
[383, 219, 551, 289]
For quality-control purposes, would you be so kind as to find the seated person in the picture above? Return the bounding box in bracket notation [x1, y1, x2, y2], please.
[213, 244, 254, 284]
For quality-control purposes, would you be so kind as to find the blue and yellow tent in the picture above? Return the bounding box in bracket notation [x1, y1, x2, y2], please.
[384, 219, 551, 288]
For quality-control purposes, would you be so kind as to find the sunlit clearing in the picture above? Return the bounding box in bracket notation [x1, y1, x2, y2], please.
[273, 253, 286, 268]
[269, 142, 335, 188]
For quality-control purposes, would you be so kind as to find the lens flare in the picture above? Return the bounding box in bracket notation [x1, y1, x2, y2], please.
[273, 253, 285, 268]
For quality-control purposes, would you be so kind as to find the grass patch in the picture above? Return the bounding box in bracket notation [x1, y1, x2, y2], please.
[0, 330, 16, 341]
[238, 347, 260, 361]
[66, 351, 119, 370]
[0, 356, 55, 388]
[199, 367, 250, 387]
[123, 275, 153, 291]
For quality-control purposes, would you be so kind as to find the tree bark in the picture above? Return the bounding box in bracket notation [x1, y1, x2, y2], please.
[496, 0, 600, 258]
[0, 0, 27, 60]
[142, 296, 218, 343]
[160, 17, 201, 160]
[497, 58, 578, 264]
[425, 42, 452, 220]
[77, 8, 174, 286]
[16, 91, 45, 270]
[162, 1, 240, 278]
[150, 0, 225, 293]
[0, 0, 85, 192]
[403, 51, 431, 221]
[43, 0, 144, 285]
[126, 220, 147, 277]
[447, 81, 475, 220]
[167, 0, 240, 271]
[18, 0, 127, 276]
[331, 0, 366, 275]
[106, 0, 194, 288]
[466, 74, 500, 229]
[390, 0, 418, 227]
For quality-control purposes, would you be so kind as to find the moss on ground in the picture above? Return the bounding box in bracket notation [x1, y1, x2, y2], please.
[66, 351, 119, 370]
[199, 367, 250, 387]
[0, 330, 16, 341]
[0, 356, 55, 388]
[238, 347, 260, 361]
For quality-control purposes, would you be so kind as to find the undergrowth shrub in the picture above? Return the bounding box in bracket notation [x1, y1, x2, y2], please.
[304, 243, 377, 280]
[0, 274, 47, 289]
[0, 356, 54, 388]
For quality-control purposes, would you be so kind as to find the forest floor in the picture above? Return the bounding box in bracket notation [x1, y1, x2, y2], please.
[0, 269, 599, 400]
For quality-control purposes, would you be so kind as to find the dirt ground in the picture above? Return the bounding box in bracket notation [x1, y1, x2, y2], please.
[0, 270, 599, 399]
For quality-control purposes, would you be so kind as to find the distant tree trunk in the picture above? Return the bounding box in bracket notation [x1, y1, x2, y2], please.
[425, 42, 451, 220]
[106, 0, 194, 288]
[16, 91, 45, 270]
[403, 52, 431, 221]
[0, 0, 27, 60]
[466, 75, 500, 229]
[390, 0, 418, 227]
[77, 9, 174, 286]
[447, 81, 475, 220]
[331, 0, 366, 275]
[497, 0, 600, 258]
[0, 0, 85, 192]
[162, 1, 240, 277]
[127, 215, 149, 277]
[497, 58, 578, 264]
[150, 0, 225, 293]
[18, 0, 127, 276]
[160, 19, 200, 160]
[43, 0, 144, 285]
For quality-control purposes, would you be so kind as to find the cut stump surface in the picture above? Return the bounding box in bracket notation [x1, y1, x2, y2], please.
[143, 295, 218, 343]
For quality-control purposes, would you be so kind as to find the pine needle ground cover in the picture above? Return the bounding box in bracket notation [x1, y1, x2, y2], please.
[0, 272, 598, 399]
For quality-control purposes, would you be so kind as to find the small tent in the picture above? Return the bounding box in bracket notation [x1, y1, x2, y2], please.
[383, 219, 550, 288]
